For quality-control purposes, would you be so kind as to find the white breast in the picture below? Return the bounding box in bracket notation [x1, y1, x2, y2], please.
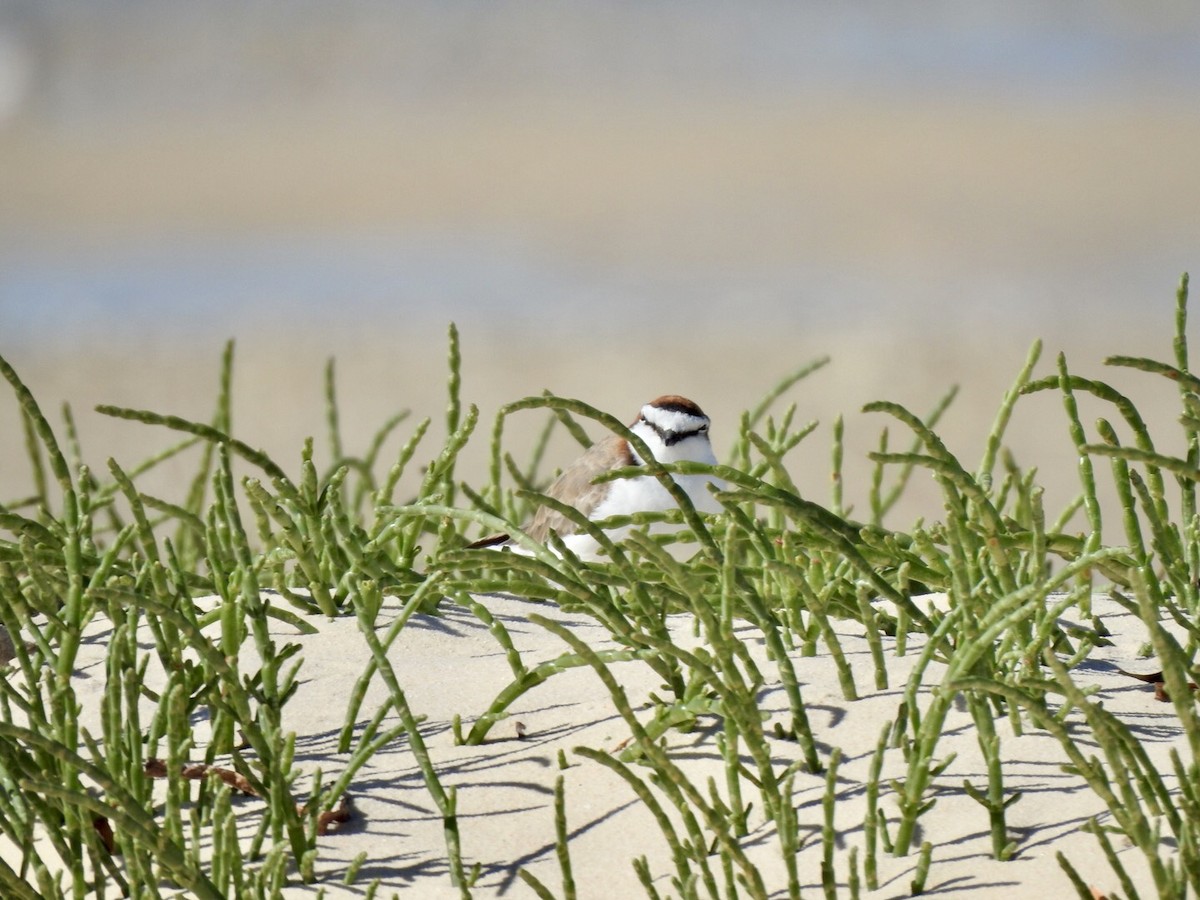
[558, 424, 723, 560]
[589, 469, 722, 521]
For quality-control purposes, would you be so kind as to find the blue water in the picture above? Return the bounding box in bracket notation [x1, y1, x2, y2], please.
[2, 228, 1189, 348]
[0, 231, 860, 341]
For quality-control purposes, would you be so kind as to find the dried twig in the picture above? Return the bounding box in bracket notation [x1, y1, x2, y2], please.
[144, 758, 259, 796]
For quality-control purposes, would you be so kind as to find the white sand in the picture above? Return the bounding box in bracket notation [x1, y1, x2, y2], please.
[12, 589, 1184, 899]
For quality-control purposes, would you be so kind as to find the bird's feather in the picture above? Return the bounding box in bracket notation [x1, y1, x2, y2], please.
[526, 433, 635, 540]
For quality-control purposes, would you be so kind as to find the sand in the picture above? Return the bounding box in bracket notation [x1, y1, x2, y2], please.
[275, 591, 1187, 899]
[9, 588, 1187, 899]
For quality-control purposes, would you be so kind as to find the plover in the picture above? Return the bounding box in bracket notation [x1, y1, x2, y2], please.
[472, 394, 723, 559]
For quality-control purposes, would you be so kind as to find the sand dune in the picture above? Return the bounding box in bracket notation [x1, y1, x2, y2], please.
[9, 589, 1184, 898]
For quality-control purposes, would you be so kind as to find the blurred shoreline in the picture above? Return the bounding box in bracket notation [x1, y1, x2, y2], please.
[4, 97, 1197, 262]
[2, 3, 1198, 534]
[3, 96, 1197, 349]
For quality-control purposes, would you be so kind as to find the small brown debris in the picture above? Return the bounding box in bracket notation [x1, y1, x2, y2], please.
[317, 795, 355, 835]
[297, 794, 356, 835]
[93, 815, 116, 855]
[1116, 667, 1165, 685]
[1116, 667, 1199, 702]
[515, 721, 528, 739]
[144, 758, 259, 796]
[0, 626, 15, 666]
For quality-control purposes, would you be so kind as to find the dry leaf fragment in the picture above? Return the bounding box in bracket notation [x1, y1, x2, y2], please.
[297, 794, 356, 835]
[318, 795, 355, 835]
[1115, 667, 1199, 702]
[1117, 667, 1165, 685]
[144, 758, 259, 796]
[93, 815, 116, 855]
[0, 626, 15, 667]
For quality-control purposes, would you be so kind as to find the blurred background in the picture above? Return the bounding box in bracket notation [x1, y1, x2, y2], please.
[2, 1, 1199, 527]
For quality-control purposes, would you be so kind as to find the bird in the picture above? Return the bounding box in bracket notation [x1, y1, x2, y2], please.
[471, 394, 723, 559]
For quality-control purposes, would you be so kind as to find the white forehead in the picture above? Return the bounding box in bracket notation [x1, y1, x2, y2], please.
[641, 404, 708, 433]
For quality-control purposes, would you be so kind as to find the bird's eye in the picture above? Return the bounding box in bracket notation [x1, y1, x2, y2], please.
[699, 424, 709, 433]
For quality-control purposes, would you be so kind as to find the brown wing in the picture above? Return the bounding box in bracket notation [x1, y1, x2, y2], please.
[526, 434, 633, 541]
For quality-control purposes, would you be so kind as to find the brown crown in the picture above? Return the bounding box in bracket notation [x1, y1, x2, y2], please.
[645, 395, 707, 418]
